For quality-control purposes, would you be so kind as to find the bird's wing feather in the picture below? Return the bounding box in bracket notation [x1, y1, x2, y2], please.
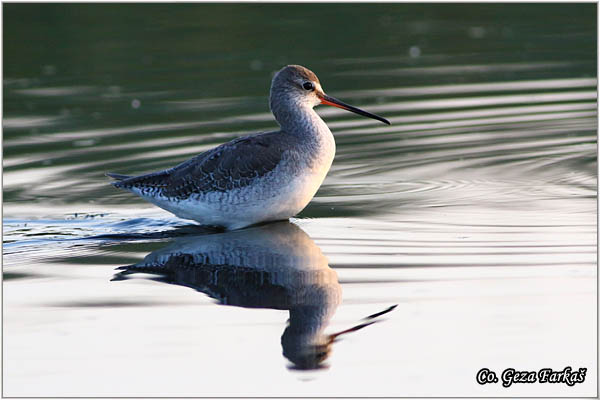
[112, 132, 289, 199]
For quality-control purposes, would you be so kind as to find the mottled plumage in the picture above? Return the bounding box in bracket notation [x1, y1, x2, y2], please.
[110, 132, 292, 199]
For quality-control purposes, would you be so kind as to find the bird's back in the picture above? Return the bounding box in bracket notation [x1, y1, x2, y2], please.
[110, 131, 295, 200]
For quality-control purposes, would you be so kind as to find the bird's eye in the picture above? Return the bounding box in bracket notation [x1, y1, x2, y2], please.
[303, 82, 314, 91]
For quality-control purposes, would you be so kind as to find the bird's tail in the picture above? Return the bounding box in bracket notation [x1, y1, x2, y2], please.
[106, 172, 132, 181]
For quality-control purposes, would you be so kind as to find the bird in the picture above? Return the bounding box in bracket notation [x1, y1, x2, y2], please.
[108, 65, 390, 230]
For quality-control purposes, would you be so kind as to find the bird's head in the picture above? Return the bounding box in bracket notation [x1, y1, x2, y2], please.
[270, 64, 390, 125]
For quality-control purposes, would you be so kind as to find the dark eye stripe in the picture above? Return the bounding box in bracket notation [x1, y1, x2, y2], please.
[303, 82, 314, 91]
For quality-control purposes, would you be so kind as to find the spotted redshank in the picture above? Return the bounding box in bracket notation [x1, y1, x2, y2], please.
[108, 65, 390, 229]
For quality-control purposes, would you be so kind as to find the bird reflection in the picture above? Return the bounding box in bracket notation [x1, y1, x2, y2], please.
[113, 221, 393, 370]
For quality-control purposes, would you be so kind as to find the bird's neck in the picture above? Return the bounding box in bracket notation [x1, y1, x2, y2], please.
[275, 103, 333, 144]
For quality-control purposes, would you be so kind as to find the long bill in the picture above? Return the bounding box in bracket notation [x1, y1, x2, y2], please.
[318, 93, 391, 125]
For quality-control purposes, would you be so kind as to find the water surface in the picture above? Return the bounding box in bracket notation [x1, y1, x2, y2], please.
[3, 4, 597, 397]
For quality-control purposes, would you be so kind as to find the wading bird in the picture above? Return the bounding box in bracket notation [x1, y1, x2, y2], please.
[108, 65, 390, 229]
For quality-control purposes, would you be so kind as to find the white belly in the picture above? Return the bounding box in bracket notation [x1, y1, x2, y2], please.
[134, 154, 333, 230]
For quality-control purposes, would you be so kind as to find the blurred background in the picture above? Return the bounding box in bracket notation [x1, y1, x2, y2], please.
[3, 3, 597, 397]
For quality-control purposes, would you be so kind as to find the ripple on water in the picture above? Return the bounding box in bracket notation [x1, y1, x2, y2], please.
[3, 71, 597, 274]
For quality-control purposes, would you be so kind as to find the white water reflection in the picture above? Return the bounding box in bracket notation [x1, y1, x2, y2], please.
[339, 77, 597, 98]
[338, 61, 585, 76]
[13, 85, 96, 97]
[3, 115, 65, 129]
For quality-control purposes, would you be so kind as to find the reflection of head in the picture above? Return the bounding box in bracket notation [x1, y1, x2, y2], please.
[281, 283, 341, 370]
[282, 325, 332, 370]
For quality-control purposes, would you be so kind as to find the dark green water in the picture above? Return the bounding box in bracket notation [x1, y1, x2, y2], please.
[3, 4, 597, 397]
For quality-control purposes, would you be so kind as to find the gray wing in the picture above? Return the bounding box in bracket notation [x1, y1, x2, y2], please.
[110, 131, 289, 199]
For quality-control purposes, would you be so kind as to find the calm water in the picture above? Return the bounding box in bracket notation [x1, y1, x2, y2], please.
[3, 4, 597, 397]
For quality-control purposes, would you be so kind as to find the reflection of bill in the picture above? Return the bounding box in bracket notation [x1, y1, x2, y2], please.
[113, 221, 396, 370]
